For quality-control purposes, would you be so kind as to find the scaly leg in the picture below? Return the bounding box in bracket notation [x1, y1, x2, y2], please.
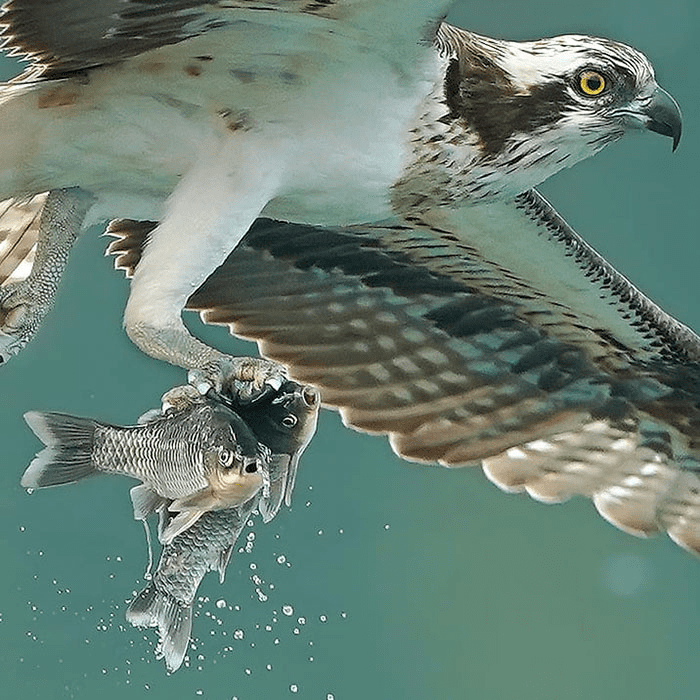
[0, 188, 93, 363]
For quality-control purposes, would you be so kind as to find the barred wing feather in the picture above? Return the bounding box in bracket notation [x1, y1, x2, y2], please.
[106, 191, 700, 555]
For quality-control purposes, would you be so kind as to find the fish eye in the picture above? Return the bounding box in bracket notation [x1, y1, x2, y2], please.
[218, 448, 234, 467]
[281, 414, 298, 428]
[577, 70, 607, 96]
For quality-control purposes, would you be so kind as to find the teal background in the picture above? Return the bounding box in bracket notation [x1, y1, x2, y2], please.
[1, 1, 699, 698]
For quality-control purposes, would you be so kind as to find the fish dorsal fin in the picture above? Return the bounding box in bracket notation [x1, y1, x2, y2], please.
[130, 484, 168, 521]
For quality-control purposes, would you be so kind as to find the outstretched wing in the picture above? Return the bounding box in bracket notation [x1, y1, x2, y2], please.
[0, 0, 450, 79]
[107, 191, 700, 555]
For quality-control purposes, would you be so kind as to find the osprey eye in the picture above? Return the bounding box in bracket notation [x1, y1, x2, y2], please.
[578, 70, 606, 96]
[218, 448, 234, 467]
[281, 414, 298, 428]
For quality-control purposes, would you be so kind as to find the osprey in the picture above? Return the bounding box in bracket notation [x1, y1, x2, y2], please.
[0, 2, 696, 554]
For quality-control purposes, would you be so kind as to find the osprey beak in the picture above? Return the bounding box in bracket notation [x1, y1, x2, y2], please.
[644, 86, 682, 151]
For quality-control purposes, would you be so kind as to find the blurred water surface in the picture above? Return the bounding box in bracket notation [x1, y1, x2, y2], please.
[0, 2, 698, 698]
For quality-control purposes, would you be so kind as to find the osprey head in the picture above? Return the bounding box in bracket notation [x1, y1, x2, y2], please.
[434, 26, 682, 201]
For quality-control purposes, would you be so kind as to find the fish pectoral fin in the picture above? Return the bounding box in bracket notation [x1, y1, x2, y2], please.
[130, 484, 168, 521]
[259, 455, 290, 523]
[284, 453, 302, 508]
[159, 510, 205, 545]
[217, 544, 235, 584]
[169, 489, 217, 512]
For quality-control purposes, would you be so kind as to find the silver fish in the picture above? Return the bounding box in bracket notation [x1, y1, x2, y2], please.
[127, 501, 257, 673]
[126, 380, 320, 672]
[22, 395, 269, 541]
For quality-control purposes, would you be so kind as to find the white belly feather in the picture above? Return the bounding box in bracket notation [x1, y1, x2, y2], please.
[0, 21, 440, 228]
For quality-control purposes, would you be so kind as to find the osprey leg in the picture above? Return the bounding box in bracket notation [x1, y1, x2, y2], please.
[123, 143, 287, 402]
[0, 188, 93, 363]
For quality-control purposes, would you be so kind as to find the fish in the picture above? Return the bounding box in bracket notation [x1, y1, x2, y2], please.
[127, 500, 258, 673]
[126, 379, 320, 673]
[234, 380, 320, 521]
[21, 393, 270, 542]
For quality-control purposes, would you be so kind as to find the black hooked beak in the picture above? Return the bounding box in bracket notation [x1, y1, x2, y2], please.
[644, 86, 682, 151]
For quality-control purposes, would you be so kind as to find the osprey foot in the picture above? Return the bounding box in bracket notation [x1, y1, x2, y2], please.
[188, 356, 288, 405]
[160, 384, 205, 414]
[136, 385, 204, 424]
[0, 280, 53, 363]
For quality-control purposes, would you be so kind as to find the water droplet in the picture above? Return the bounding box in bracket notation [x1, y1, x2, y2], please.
[602, 553, 651, 596]
[282, 604, 294, 616]
[276, 555, 286, 564]
[216, 599, 226, 609]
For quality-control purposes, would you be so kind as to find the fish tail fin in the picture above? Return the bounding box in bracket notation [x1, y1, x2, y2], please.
[21, 411, 98, 488]
[126, 584, 192, 673]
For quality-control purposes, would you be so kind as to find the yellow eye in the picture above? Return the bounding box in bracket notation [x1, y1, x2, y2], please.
[578, 70, 606, 96]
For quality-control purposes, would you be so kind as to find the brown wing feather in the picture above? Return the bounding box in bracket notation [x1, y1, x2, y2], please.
[1, 1, 449, 79]
[106, 213, 700, 555]
[0, 194, 46, 285]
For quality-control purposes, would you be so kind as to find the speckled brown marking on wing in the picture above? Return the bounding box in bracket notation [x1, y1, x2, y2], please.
[0, 0, 394, 80]
[0, 194, 45, 285]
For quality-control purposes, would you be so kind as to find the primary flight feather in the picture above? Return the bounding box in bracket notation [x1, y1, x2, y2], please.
[0, 1, 697, 554]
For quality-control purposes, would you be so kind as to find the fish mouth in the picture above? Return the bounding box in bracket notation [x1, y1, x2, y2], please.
[301, 385, 320, 407]
[242, 457, 259, 474]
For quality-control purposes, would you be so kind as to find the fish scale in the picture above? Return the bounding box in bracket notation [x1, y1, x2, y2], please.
[153, 503, 251, 605]
[92, 409, 217, 498]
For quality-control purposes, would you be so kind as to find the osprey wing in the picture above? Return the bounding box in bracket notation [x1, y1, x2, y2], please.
[0, 0, 451, 79]
[107, 193, 700, 556]
[0, 195, 44, 286]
